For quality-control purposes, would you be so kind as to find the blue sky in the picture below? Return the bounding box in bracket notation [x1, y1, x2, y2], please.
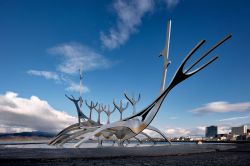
[0, 0, 250, 136]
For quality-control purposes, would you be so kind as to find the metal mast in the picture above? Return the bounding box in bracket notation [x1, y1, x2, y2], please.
[79, 68, 83, 107]
[160, 20, 171, 93]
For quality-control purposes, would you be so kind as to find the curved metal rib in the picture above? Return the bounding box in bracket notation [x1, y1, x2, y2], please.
[50, 33, 232, 148]
[57, 127, 98, 146]
[124, 34, 232, 123]
[124, 92, 141, 115]
[103, 105, 116, 124]
[94, 104, 104, 124]
[49, 123, 80, 145]
[74, 34, 232, 148]
[49, 120, 100, 145]
[147, 125, 171, 144]
[113, 99, 129, 120]
[85, 100, 98, 120]
[140, 131, 156, 144]
[133, 136, 142, 144]
[65, 94, 88, 123]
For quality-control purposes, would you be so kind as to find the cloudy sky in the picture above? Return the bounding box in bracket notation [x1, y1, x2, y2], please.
[0, 0, 250, 136]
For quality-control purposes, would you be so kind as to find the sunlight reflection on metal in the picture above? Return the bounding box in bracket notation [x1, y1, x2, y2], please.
[48, 21, 232, 148]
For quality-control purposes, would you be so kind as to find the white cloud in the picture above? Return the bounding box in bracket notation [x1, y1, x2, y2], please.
[100, 0, 155, 49]
[143, 127, 192, 137]
[27, 70, 60, 81]
[0, 91, 76, 133]
[191, 101, 250, 115]
[27, 69, 90, 94]
[143, 125, 234, 137]
[165, 0, 180, 10]
[100, 0, 180, 50]
[27, 43, 100, 94]
[219, 115, 250, 122]
[218, 126, 231, 134]
[48, 43, 111, 74]
[151, 126, 229, 137]
[191, 126, 230, 135]
[66, 82, 90, 93]
[0, 125, 34, 133]
[165, 128, 190, 136]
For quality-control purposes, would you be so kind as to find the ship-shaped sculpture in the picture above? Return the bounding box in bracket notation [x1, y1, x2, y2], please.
[49, 20, 232, 147]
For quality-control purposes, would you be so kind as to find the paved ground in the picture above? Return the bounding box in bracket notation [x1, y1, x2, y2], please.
[0, 144, 249, 166]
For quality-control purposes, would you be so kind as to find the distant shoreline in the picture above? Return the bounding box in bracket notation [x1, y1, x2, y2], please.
[1, 139, 250, 146]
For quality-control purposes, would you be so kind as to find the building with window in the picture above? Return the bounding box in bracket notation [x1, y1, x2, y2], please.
[231, 125, 247, 136]
[205, 126, 218, 138]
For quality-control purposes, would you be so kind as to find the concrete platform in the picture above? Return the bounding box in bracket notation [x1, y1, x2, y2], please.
[0, 144, 235, 159]
[2, 144, 250, 166]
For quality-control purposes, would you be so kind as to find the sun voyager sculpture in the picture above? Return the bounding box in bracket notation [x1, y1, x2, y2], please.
[49, 20, 232, 148]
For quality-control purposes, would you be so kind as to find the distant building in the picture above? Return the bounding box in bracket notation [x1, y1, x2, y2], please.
[236, 134, 250, 141]
[231, 125, 247, 136]
[216, 134, 228, 141]
[205, 126, 218, 138]
[226, 134, 235, 141]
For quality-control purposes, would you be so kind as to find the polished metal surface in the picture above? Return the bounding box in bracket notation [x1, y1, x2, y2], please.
[113, 99, 129, 120]
[85, 100, 98, 120]
[124, 92, 141, 115]
[74, 33, 232, 148]
[94, 104, 104, 125]
[79, 69, 84, 108]
[65, 94, 88, 124]
[147, 125, 171, 144]
[49, 21, 232, 148]
[103, 105, 116, 124]
[160, 20, 171, 93]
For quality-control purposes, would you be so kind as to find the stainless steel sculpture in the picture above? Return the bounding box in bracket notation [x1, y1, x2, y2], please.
[124, 92, 140, 115]
[65, 94, 88, 125]
[160, 20, 171, 93]
[48, 94, 99, 146]
[85, 100, 98, 121]
[113, 99, 129, 120]
[79, 69, 84, 108]
[73, 34, 232, 148]
[94, 104, 104, 124]
[49, 20, 232, 148]
[124, 92, 170, 144]
[103, 105, 116, 124]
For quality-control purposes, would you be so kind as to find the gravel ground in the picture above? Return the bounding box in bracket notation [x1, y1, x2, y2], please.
[0, 144, 249, 166]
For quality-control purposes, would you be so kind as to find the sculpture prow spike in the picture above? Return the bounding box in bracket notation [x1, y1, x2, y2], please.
[124, 34, 232, 128]
[68, 33, 232, 148]
[51, 22, 232, 147]
[124, 92, 141, 105]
